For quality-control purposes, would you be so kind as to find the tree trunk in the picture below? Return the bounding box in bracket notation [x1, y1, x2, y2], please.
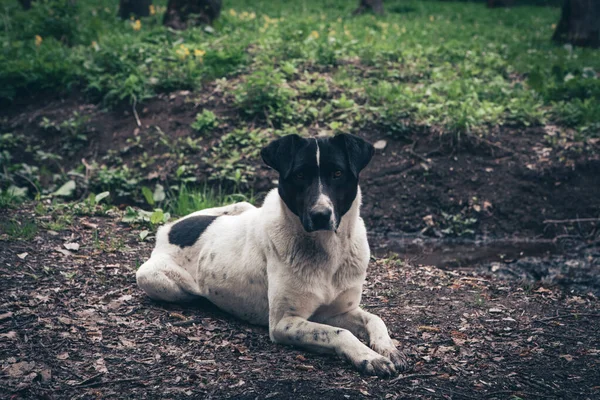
[119, 0, 152, 19]
[18, 0, 33, 10]
[552, 0, 600, 48]
[163, 0, 222, 30]
[353, 0, 384, 16]
[486, 0, 515, 8]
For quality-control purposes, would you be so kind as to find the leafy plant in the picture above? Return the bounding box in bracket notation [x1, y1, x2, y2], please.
[441, 212, 477, 237]
[234, 66, 295, 125]
[191, 109, 219, 133]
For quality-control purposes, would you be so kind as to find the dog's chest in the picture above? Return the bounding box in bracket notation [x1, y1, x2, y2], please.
[288, 234, 368, 296]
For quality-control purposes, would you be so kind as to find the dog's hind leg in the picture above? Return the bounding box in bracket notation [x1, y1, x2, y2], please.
[320, 308, 409, 371]
[136, 254, 203, 302]
[189, 202, 255, 217]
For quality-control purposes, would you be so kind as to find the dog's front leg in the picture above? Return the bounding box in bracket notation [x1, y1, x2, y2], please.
[271, 314, 397, 376]
[321, 308, 409, 371]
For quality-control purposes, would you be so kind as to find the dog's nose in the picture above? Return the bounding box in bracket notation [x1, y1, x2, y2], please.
[310, 208, 333, 231]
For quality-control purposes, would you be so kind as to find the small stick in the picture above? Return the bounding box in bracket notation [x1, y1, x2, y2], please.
[389, 372, 436, 384]
[77, 377, 142, 389]
[132, 96, 142, 128]
[536, 313, 600, 322]
[543, 218, 600, 224]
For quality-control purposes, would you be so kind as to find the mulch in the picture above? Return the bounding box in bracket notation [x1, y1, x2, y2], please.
[1, 206, 599, 399]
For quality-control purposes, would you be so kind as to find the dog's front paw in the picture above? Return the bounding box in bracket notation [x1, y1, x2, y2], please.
[346, 351, 397, 377]
[372, 343, 411, 372]
[387, 348, 410, 372]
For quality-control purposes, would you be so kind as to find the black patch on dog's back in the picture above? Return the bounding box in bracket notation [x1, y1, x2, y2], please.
[168, 215, 217, 248]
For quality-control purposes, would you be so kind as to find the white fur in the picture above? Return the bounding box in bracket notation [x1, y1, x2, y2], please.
[136, 187, 407, 375]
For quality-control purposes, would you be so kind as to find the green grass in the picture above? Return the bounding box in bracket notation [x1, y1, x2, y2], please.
[166, 185, 254, 217]
[2, 0, 598, 133]
[1, 0, 599, 204]
[0, 218, 39, 240]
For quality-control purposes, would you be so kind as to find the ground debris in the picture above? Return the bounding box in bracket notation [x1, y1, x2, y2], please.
[0, 206, 598, 399]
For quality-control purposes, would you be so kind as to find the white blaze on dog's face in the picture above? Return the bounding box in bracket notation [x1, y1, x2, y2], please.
[261, 134, 374, 232]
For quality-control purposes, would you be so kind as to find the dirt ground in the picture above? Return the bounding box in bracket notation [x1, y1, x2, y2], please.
[2, 91, 600, 399]
[1, 206, 599, 399]
[4, 91, 600, 240]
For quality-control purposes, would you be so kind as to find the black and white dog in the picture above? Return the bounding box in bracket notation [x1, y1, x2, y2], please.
[136, 133, 408, 376]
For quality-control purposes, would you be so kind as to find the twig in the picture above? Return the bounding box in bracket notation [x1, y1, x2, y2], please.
[172, 318, 203, 327]
[76, 377, 143, 389]
[466, 132, 514, 156]
[406, 142, 431, 165]
[389, 372, 436, 384]
[132, 96, 142, 128]
[14, 172, 40, 196]
[76, 373, 103, 386]
[544, 218, 600, 224]
[535, 313, 600, 322]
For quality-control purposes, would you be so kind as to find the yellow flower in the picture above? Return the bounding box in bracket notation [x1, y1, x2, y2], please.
[149, 5, 155, 15]
[551, 23, 556, 29]
[176, 44, 190, 59]
[35, 35, 42, 47]
[132, 19, 141, 31]
[194, 49, 206, 58]
[249, 12, 256, 20]
[429, 15, 434, 22]
[229, 9, 237, 17]
[310, 30, 319, 39]
[328, 30, 336, 36]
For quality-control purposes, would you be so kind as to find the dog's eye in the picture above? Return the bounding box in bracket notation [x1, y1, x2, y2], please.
[295, 172, 304, 180]
[333, 170, 342, 178]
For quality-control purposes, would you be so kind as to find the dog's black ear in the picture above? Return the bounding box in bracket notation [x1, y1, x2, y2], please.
[332, 133, 374, 176]
[261, 134, 303, 179]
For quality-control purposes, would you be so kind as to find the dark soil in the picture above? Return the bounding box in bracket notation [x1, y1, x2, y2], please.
[4, 92, 600, 240]
[2, 93, 600, 398]
[1, 206, 599, 399]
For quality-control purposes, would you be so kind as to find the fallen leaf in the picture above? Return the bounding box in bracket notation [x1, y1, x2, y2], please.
[94, 358, 108, 373]
[56, 352, 69, 360]
[17, 252, 28, 260]
[119, 337, 136, 348]
[1, 331, 17, 340]
[296, 364, 314, 371]
[3, 361, 35, 378]
[373, 140, 387, 150]
[64, 243, 80, 251]
[0, 311, 13, 321]
[418, 325, 440, 332]
[559, 354, 574, 362]
[40, 368, 52, 383]
[489, 308, 503, 314]
[56, 249, 73, 257]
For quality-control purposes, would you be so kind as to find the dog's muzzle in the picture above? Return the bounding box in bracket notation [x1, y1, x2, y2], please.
[304, 206, 334, 232]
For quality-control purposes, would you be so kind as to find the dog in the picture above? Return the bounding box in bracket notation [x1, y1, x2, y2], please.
[136, 133, 409, 376]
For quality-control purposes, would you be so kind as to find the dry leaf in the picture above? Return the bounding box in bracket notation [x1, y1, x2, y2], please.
[94, 358, 108, 373]
[64, 243, 80, 251]
[0, 311, 13, 321]
[418, 325, 440, 332]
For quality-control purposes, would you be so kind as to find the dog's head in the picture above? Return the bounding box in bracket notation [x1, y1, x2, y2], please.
[261, 134, 374, 233]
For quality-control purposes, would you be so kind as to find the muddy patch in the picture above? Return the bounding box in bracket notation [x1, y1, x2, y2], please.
[371, 234, 600, 295]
